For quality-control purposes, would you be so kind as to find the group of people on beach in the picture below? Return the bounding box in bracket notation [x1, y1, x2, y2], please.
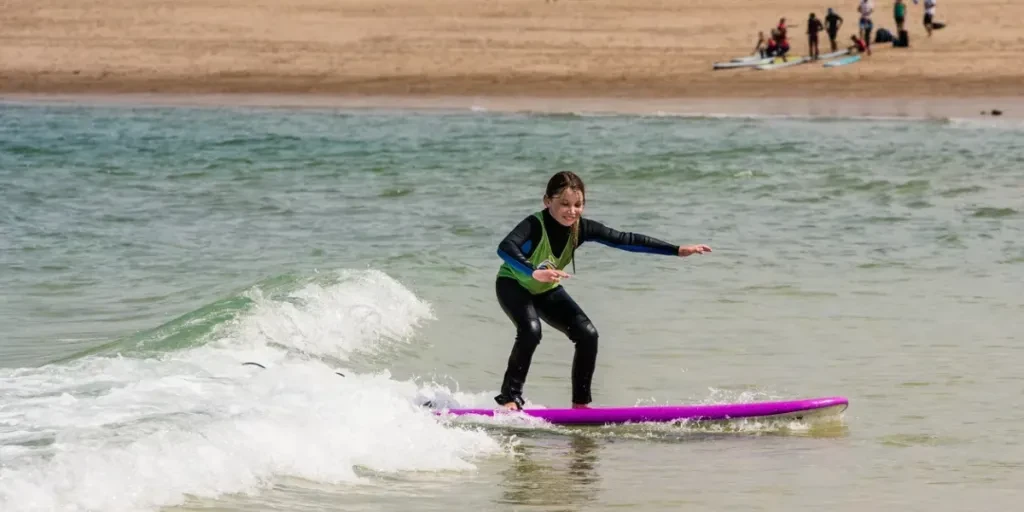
[754, 0, 941, 61]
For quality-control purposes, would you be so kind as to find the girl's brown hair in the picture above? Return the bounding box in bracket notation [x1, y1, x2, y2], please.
[544, 171, 586, 273]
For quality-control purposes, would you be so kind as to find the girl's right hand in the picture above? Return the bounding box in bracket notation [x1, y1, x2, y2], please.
[532, 268, 571, 283]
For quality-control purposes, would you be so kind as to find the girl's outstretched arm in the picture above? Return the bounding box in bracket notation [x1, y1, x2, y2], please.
[580, 218, 711, 257]
[579, 218, 678, 255]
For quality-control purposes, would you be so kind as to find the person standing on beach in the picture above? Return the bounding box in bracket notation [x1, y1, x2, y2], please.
[894, 0, 907, 32]
[825, 8, 844, 52]
[806, 13, 824, 59]
[923, 0, 937, 36]
[858, 0, 874, 55]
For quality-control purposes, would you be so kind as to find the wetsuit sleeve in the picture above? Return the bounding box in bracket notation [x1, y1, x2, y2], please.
[497, 216, 540, 276]
[579, 218, 679, 256]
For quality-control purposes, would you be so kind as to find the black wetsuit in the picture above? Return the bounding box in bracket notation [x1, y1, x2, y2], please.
[494, 209, 679, 408]
[826, 12, 843, 42]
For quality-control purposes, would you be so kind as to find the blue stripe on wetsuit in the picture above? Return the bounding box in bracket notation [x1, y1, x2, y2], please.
[498, 239, 534, 276]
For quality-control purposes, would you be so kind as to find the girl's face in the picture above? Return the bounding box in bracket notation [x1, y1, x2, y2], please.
[544, 188, 584, 227]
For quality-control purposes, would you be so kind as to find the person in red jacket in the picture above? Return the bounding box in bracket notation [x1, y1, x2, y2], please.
[849, 34, 868, 53]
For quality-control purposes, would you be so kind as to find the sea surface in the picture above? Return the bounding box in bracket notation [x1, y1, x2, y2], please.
[1, 100, 1022, 511]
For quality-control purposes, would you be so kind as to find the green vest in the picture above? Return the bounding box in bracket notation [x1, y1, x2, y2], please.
[497, 211, 576, 295]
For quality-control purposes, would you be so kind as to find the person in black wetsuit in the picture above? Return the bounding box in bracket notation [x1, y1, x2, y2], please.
[825, 8, 844, 53]
[493, 171, 712, 411]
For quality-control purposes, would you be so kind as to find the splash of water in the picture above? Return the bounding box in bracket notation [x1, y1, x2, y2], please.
[0, 270, 503, 512]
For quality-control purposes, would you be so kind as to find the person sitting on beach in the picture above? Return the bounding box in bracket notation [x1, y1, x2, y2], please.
[858, 0, 874, 55]
[754, 31, 768, 58]
[771, 34, 791, 60]
[768, 27, 791, 60]
[777, 39, 791, 60]
[825, 8, 844, 52]
[807, 13, 824, 59]
[849, 34, 868, 53]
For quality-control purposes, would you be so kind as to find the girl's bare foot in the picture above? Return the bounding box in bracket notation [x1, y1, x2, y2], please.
[572, 403, 590, 409]
[502, 402, 520, 411]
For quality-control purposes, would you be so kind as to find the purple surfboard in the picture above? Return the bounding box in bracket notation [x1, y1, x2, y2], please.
[436, 396, 848, 426]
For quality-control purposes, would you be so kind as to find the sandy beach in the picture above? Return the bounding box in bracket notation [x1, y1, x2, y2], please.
[1, 0, 1020, 111]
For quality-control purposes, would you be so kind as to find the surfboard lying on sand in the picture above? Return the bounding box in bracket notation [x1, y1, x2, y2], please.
[436, 396, 848, 426]
[754, 56, 810, 70]
[817, 49, 852, 60]
[713, 57, 774, 69]
[754, 49, 850, 71]
[819, 55, 860, 68]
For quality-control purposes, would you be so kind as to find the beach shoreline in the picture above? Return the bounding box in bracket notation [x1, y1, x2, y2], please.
[2, 69, 1022, 100]
[2, 0, 1020, 119]
[2, 92, 1018, 121]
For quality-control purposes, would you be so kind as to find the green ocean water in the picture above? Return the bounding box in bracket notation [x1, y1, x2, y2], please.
[1, 101, 1022, 511]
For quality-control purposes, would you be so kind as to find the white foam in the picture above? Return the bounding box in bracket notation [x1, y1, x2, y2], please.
[946, 116, 1024, 131]
[222, 269, 435, 359]
[0, 270, 505, 512]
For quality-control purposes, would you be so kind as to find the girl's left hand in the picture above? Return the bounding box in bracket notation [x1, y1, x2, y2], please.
[679, 244, 712, 256]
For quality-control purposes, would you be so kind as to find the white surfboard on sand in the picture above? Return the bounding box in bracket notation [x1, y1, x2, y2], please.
[754, 49, 850, 70]
[713, 57, 773, 69]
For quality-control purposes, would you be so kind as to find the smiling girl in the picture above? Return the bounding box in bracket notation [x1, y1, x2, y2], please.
[493, 171, 712, 410]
